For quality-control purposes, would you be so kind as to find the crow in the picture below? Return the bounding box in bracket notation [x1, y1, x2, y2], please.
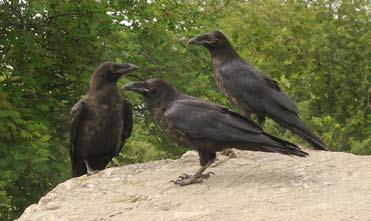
[188, 30, 327, 150]
[124, 78, 308, 186]
[69, 62, 138, 177]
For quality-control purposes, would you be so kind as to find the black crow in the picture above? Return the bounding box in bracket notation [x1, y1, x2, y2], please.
[124, 78, 308, 186]
[69, 62, 138, 177]
[188, 30, 327, 150]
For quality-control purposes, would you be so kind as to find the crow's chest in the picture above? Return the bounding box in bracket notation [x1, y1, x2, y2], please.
[82, 102, 123, 142]
[154, 110, 191, 148]
[213, 63, 255, 114]
[213, 63, 239, 107]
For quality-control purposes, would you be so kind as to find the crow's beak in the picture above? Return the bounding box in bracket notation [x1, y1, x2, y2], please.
[123, 81, 149, 95]
[114, 63, 139, 75]
[187, 36, 204, 46]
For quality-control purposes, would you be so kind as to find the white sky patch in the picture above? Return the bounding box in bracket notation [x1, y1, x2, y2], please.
[106, 10, 127, 17]
[119, 20, 133, 27]
[33, 13, 42, 19]
[5, 64, 14, 70]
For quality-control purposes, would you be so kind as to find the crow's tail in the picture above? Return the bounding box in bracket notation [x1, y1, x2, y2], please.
[263, 132, 309, 157]
[286, 117, 328, 151]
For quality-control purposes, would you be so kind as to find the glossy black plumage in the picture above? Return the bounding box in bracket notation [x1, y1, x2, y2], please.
[124, 78, 308, 186]
[188, 30, 327, 150]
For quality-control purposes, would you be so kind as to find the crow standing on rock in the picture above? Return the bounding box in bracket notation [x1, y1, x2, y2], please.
[69, 62, 138, 177]
[188, 30, 327, 151]
[124, 78, 308, 186]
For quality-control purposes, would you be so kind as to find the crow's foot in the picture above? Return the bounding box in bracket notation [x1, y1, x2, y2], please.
[87, 170, 99, 176]
[170, 172, 215, 186]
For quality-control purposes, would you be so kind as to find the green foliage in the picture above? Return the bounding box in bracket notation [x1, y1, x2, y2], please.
[0, 0, 369, 219]
[0, 0, 115, 219]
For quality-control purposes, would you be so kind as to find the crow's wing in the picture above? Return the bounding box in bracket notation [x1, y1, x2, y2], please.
[164, 99, 264, 144]
[221, 61, 326, 150]
[122, 98, 133, 140]
[69, 99, 86, 170]
[165, 99, 308, 156]
[261, 74, 281, 91]
[220, 61, 299, 115]
[116, 98, 133, 155]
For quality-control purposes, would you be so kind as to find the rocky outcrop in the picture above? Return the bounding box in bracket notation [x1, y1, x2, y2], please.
[18, 150, 371, 221]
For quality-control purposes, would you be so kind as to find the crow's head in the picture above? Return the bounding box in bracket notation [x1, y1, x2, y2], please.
[188, 30, 231, 51]
[90, 62, 139, 89]
[124, 78, 178, 109]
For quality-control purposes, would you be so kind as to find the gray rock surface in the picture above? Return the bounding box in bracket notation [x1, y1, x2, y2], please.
[18, 150, 371, 221]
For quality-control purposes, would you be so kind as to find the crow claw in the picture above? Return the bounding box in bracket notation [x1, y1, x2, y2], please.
[87, 170, 99, 176]
[177, 173, 191, 179]
[171, 171, 215, 186]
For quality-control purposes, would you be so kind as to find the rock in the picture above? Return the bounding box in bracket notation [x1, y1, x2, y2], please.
[17, 150, 371, 221]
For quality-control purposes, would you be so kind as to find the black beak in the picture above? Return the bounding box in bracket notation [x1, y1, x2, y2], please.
[114, 63, 139, 75]
[187, 35, 205, 46]
[123, 81, 149, 95]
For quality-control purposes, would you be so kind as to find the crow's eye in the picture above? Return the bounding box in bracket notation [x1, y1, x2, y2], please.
[207, 36, 217, 43]
[144, 83, 151, 91]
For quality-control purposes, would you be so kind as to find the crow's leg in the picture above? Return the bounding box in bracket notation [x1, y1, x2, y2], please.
[84, 160, 99, 176]
[172, 160, 215, 186]
[172, 152, 216, 186]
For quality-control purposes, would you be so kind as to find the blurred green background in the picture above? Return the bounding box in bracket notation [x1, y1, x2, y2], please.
[0, 0, 369, 219]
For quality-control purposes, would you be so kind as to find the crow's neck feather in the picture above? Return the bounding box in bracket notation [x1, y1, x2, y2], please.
[210, 44, 240, 63]
[147, 90, 181, 113]
[88, 85, 121, 103]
